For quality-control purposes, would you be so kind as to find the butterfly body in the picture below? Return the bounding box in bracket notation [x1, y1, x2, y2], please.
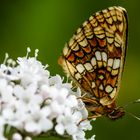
[59, 6, 128, 120]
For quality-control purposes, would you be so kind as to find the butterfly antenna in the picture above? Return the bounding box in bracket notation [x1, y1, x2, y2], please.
[125, 110, 140, 121]
[123, 99, 140, 121]
[123, 99, 140, 108]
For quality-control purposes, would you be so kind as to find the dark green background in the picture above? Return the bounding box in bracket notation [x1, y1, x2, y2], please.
[0, 0, 140, 140]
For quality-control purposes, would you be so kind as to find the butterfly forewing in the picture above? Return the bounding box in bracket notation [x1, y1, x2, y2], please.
[59, 6, 128, 117]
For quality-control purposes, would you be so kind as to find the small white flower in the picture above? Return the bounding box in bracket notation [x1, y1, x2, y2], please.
[71, 111, 83, 123]
[12, 133, 22, 140]
[65, 123, 78, 135]
[65, 95, 78, 107]
[0, 118, 6, 140]
[55, 123, 65, 135]
[0, 79, 13, 104]
[49, 74, 72, 89]
[72, 130, 86, 140]
[0, 136, 8, 140]
[0, 64, 19, 81]
[24, 136, 32, 140]
[79, 120, 92, 131]
[0, 49, 95, 140]
[17, 57, 49, 86]
[24, 107, 53, 135]
[24, 121, 40, 135]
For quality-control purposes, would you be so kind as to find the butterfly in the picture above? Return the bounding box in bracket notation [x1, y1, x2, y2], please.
[58, 6, 128, 120]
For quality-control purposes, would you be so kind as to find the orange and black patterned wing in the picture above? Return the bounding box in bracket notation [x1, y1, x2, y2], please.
[59, 6, 128, 106]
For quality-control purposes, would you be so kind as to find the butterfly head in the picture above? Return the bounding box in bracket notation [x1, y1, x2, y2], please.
[107, 106, 125, 120]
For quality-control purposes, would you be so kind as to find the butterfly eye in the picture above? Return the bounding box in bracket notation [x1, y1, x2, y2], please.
[59, 6, 128, 120]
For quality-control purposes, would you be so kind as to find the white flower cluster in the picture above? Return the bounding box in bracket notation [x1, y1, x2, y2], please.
[0, 49, 95, 140]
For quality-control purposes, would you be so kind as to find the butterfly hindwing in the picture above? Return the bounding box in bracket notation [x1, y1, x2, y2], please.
[59, 6, 128, 108]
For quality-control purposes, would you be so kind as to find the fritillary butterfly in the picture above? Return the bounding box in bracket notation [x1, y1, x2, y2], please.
[59, 6, 128, 120]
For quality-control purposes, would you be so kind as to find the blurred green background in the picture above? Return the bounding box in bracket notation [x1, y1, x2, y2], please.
[0, 0, 140, 140]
